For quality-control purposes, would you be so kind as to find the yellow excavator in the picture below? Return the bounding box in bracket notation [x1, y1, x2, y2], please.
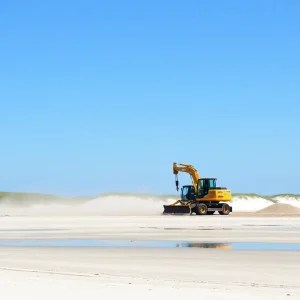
[163, 162, 232, 215]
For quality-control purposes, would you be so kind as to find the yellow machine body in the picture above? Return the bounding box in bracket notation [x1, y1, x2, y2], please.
[163, 162, 232, 215]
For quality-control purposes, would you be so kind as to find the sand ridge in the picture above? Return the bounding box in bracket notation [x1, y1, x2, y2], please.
[256, 203, 300, 214]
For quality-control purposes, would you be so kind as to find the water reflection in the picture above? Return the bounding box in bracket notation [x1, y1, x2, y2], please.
[181, 242, 232, 249]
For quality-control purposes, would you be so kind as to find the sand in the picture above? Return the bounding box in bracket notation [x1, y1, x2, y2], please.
[1, 214, 300, 299]
[231, 203, 300, 217]
[1, 196, 300, 299]
[256, 203, 300, 214]
[1, 247, 300, 300]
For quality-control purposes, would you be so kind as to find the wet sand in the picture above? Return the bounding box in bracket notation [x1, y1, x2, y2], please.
[0, 214, 300, 299]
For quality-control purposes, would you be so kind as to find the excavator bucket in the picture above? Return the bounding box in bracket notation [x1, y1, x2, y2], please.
[162, 200, 191, 215]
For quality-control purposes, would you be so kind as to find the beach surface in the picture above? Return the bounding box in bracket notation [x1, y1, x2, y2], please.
[1, 211, 300, 300]
[1, 194, 300, 299]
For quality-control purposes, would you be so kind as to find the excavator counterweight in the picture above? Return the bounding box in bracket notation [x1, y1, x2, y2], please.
[163, 162, 232, 216]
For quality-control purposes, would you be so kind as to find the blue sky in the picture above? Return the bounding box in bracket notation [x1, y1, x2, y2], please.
[0, 0, 299, 196]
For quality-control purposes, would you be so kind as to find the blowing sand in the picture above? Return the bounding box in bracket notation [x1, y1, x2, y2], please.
[1, 195, 300, 299]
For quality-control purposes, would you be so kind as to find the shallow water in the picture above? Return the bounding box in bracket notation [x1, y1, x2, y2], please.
[0, 239, 299, 250]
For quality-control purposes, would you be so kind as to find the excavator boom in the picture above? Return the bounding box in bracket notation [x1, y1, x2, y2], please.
[173, 162, 200, 191]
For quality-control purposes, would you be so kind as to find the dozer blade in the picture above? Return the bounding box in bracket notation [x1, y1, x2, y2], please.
[162, 205, 191, 215]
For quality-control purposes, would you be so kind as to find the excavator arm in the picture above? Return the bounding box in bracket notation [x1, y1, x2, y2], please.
[173, 162, 200, 191]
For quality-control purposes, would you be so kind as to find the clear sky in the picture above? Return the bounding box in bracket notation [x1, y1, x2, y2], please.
[1, 0, 299, 196]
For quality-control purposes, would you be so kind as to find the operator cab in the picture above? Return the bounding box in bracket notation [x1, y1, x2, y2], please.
[198, 178, 217, 197]
[181, 178, 226, 201]
[180, 178, 221, 201]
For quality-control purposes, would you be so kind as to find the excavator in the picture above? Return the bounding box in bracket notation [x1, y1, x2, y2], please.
[163, 163, 232, 215]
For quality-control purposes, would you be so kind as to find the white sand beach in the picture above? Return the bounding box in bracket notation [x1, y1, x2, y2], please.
[0, 211, 300, 299]
[1, 194, 300, 299]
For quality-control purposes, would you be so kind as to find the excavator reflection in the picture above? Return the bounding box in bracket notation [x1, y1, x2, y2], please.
[176, 242, 232, 249]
